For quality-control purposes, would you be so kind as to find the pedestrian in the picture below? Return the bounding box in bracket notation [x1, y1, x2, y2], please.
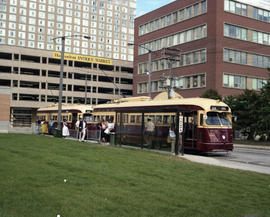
[105, 117, 115, 143]
[62, 119, 70, 138]
[41, 119, 48, 135]
[76, 117, 83, 141]
[37, 119, 41, 134]
[48, 119, 54, 135]
[100, 119, 107, 143]
[97, 120, 102, 142]
[167, 124, 176, 154]
[144, 117, 155, 149]
[80, 117, 87, 142]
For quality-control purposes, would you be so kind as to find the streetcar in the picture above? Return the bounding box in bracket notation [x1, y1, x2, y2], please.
[92, 92, 233, 153]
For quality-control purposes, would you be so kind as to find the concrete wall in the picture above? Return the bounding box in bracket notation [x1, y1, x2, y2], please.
[0, 88, 11, 133]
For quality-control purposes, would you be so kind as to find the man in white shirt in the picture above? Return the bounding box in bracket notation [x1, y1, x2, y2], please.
[144, 118, 155, 149]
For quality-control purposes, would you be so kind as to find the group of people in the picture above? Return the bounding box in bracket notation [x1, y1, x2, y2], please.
[62, 117, 87, 142]
[60, 116, 181, 152]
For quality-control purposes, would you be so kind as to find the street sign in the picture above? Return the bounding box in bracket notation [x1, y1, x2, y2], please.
[179, 115, 183, 133]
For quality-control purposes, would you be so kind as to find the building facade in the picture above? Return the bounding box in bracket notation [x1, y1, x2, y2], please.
[133, 0, 270, 98]
[0, 0, 136, 126]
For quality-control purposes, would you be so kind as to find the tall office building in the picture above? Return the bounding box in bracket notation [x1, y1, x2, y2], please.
[133, 0, 270, 98]
[0, 0, 136, 127]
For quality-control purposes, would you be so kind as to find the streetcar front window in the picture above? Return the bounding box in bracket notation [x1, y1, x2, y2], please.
[206, 112, 232, 126]
[219, 113, 231, 126]
[206, 112, 220, 125]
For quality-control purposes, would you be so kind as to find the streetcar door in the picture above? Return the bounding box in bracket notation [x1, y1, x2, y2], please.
[184, 111, 197, 148]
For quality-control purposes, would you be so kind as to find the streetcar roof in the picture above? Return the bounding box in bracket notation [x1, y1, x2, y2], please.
[94, 92, 231, 113]
[37, 104, 93, 113]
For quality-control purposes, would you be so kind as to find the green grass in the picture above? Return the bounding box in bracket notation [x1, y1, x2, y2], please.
[0, 134, 270, 217]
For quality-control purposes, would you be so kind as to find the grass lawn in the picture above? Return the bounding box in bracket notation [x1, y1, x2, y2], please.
[0, 134, 270, 217]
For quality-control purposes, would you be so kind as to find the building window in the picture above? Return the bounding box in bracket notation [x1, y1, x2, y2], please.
[223, 73, 246, 89]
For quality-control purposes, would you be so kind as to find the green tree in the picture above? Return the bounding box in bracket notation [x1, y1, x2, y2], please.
[257, 73, 270, 141]
[200, 88, 222, 100]
[234, 89, 260, 140]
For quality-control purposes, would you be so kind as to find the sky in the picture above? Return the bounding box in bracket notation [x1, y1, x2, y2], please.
[136, 0, 270, 17]
[136, 0, 175, 17]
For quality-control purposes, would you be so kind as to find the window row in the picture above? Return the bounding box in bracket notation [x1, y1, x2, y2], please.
[224, 0, 270, 23]
[137, 73, 206, 94]
[224, 48, 270, 68]
[223, 73, 268, 90]
[139, 24, 207, 55]
[139, 0, 207, 36]
[7, 1, 135, 13]
[224, 23, 270, 46]
[11, 93, 114, 105]
[138, 49, 206, 74]
[1, 79, 131, 93]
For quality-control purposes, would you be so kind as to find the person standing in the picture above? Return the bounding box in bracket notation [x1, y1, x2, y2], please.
[100, 120, 107, 143]
[76, 117, 83, 141]
[48, 119, 54, 135]
[167, 124, 176, 154]
[144, 118, 155, 149]
[62, 119, 70, 138]
[80, 117, 87, 142]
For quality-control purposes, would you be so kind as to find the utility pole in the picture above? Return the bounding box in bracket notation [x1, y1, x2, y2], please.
[161, 47, 181, 99]
[53, 35, 91, 131]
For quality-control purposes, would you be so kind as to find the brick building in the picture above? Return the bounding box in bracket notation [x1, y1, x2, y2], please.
[133, 0, 270, 98]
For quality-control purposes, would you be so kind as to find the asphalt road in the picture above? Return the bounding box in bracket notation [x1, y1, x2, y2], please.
[182, 145, 270, 175]
[221, 146, 270, 167]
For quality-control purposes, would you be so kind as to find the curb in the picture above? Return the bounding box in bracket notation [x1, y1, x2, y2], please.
[234, 144, 270, 150]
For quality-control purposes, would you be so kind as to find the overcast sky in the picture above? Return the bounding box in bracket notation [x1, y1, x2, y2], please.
[136, 0, 270, 17]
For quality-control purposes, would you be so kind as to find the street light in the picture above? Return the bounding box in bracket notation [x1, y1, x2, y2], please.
[52, 35, 91, 131]
[128, 43, 152, 99]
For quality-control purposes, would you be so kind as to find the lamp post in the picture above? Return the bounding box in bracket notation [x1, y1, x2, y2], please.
[52, 35, 91, 131]
[128, 43, 152, 99]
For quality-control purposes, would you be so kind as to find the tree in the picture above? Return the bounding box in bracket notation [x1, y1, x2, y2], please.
[256, 73, 270, 141]
[200, 89, 222, 100]
[224, 90, 260, 140]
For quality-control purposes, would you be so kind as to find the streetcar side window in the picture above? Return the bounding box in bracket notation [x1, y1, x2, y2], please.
[156, 115, 162, 124]
[136, 115, 141, 123]
[130, 115, 135, 123]
[163, 115, 170, 124]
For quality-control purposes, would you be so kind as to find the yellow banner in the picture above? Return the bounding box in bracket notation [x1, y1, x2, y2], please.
[52, 52, 112, 65]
